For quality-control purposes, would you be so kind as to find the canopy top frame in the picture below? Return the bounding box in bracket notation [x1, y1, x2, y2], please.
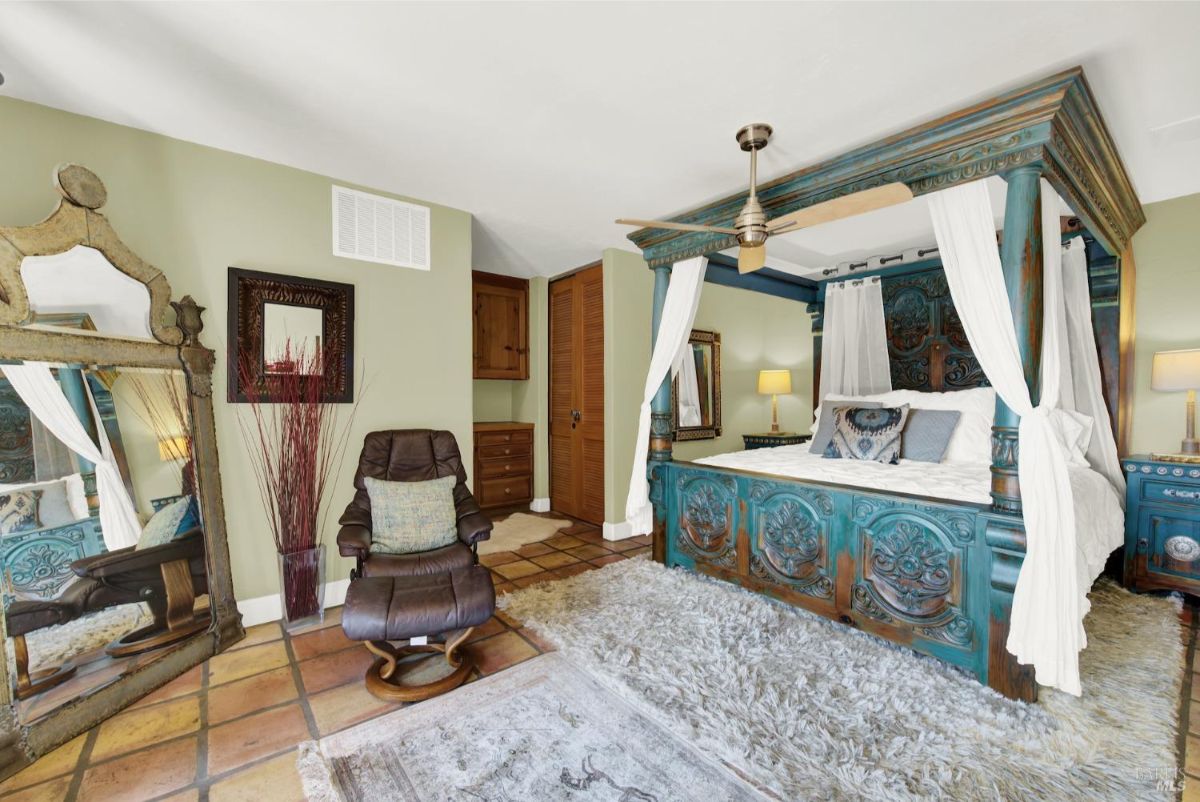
[626, 67, 1144, 267]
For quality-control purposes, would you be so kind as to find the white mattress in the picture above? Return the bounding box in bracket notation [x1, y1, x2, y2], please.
[693, 444, 1123, 585]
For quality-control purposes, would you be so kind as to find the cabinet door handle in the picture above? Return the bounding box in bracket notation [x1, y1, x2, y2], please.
[1164, 488, 1200, 501]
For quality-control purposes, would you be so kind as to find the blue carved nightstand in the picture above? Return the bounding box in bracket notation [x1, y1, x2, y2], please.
[742, 432, 810, 450]
[1123, 455, 1200, 596]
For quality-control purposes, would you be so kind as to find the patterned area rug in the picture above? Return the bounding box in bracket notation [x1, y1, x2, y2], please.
[499, 558, 1186, 802]
[296, 652, 763, 801]
[476, 512, 571, 556]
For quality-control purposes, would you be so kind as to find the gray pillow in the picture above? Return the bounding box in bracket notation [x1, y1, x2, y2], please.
[365, 475, 458, 555]
[809, 400, 883, 455]
[900, 409, 962, 463]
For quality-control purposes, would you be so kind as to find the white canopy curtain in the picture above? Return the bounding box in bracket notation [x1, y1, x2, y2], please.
[677, 346, 703, 427]
[626, 257, 707, 535]
[4, 363, 141, 550]
[927, 177, 1118, 696]
[818, 277, 892, 399]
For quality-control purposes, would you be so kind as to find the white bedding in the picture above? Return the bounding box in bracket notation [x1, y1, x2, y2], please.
[693, 444, 1123, 587]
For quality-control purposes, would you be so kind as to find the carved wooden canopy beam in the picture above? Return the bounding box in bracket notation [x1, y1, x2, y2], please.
[627, 67, 1144, 266]
[0, 164, 184, 346]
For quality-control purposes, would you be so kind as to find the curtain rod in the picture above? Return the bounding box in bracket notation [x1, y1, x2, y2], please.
[821, 246, 940, 278]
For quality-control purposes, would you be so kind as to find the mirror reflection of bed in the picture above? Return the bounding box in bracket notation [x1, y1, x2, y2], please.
[0, 247, 211, 726]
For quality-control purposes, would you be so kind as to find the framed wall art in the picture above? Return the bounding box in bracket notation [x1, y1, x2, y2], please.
[227, 267, 355, 403]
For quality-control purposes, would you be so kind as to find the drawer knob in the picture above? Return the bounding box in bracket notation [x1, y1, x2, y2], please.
[504, 448, 511, 455]
[504, 487, 512, 495]
[505, 464, 512, 471]
[1165, 488, 1200, 501]
[1165, 535, 1200, 562]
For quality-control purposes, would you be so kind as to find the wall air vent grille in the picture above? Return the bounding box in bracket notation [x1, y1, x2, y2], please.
[332, 185, 430, 270]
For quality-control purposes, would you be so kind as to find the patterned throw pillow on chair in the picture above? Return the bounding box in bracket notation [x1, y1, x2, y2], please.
[365, 475, 459, 555]
[0, 489, 42, 535]
[823, 405, 911, 465]
[136, 495, 197, 550]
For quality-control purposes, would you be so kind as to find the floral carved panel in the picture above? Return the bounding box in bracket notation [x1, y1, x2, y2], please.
[675, 472, 737, 569]
[882, 271, 988, 393]
[748, 482, 834, 599]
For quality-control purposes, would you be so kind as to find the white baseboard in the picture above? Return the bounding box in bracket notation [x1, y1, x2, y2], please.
[602, 520, 636, 541]
[529, 497, 551, 513]
[237, 577, 351, 628]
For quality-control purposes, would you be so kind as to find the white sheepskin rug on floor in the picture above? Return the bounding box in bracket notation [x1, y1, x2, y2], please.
[499, 557, 1185, 802]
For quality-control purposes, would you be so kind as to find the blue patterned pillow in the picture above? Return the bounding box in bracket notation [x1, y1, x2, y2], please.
[136, 496, 195, 551]
[365, 475, 458, 555]
[0, 489, 42, 535]
[823, 405, 910, 464]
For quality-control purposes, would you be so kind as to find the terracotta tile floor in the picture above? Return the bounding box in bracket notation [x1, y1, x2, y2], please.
[0, 515, 649, 802]
[9, 511, 1198, 800]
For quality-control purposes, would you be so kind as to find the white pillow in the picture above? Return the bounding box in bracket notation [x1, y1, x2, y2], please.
[879, 388, 996, 465]
[0, 474, 89, 527]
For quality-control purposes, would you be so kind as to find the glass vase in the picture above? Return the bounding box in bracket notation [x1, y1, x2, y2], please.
[278, 544, 325, 632]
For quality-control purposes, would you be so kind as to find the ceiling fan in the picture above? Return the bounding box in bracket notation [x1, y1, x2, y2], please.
[617, 124, 914, 274]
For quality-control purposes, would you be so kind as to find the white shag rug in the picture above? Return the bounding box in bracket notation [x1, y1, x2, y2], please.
[476, 512, 571, 556]
[499, 558, 1185, 802]
[297, 652, 764, 801]
[5, 602, 152, 673]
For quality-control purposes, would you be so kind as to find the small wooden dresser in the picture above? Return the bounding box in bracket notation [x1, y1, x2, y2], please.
[1123, 455, 1200, 596]
[473, 422, 534, 510]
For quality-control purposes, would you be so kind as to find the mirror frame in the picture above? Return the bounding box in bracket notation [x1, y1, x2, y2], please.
[671, 328, 722, 441]
[0, 164, 244, 779]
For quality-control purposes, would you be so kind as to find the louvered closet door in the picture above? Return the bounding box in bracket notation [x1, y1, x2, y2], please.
[548, 264, 605, 523]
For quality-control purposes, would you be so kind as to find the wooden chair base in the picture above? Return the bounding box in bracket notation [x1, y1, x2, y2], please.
[13, 634, 77, 700]
[362, 627, 475, 702]
[106, 612, 210, 658]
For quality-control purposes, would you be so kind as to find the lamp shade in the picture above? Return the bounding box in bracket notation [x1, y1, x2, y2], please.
[157, 435, 191, 462]
[1152, 349, 1200, 392]
[757, 369, 792, 395]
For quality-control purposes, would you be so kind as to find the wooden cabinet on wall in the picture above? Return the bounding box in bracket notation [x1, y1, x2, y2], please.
[473, 422, 535, 509]
[473, 271, 528, 379]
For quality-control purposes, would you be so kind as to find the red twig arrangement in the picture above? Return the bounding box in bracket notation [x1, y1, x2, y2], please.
[236, 342, 360, 622]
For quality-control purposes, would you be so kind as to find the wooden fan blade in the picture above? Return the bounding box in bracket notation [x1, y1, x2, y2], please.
[615, 218, 739, 235]
[766, 183, 914, 234]
[738, 245, 766, 274]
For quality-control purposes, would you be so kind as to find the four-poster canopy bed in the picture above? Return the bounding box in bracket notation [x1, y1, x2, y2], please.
[624, 67, 1143, 702]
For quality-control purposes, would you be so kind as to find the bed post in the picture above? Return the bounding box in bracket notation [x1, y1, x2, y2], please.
[986, 164, 1043, 703]
[649, 262, 673, 563]
[990, 165, 1044, 514]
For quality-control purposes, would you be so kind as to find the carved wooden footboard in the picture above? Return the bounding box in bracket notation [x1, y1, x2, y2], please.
[653, 461, 1036, 702]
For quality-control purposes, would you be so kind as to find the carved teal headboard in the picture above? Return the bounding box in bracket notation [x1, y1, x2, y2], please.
[2, 517, 106, 604]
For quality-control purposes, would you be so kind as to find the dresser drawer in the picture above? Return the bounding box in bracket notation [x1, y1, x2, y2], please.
[478, 441, 531, 460]
[477, 454, 532, 479]
[478, 475, 532, 507]
[476, 429, 532, 448]
[1141, 480, 1200, 507]
[1136, 506, 1200, 582]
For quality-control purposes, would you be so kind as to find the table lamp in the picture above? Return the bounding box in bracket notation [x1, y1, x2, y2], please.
[757, 369, 792, 433]
[1152, 348, 1200, 457]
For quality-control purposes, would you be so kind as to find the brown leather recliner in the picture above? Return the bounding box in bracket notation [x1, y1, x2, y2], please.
[337, 430, 493, 579]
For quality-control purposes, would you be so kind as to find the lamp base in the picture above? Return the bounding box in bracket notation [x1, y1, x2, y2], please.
[1183, 438, 1200, 455]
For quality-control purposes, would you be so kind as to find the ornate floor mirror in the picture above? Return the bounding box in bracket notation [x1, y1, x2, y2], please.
[0, 165, 243, 780]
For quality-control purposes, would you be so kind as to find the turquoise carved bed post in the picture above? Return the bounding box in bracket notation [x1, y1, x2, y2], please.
[649, 262, 673, 562]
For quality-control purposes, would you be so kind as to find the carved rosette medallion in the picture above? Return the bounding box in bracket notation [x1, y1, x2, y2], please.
[853, 503, 974, 650]
[747, 485, 833, 599]
[675, 472, 736, 568]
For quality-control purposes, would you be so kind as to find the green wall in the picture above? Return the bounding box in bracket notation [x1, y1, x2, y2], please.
[1129, 191, 1200, 455]
[0, 97, 475, 601]
[601, 248, 815, 527]
[472, 381, 515, 421]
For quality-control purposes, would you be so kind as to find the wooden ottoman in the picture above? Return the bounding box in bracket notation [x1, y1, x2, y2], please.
[341, 566, 495, 701]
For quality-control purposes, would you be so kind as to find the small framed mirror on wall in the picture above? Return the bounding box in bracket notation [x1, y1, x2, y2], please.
[0, 164, 243, 781]
[671, 329, 722, 441]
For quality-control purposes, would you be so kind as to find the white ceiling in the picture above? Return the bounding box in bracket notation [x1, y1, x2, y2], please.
[1, 2, 1197, 279]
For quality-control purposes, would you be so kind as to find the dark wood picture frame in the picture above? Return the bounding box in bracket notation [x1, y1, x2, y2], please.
[227, 267, 355, 403]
